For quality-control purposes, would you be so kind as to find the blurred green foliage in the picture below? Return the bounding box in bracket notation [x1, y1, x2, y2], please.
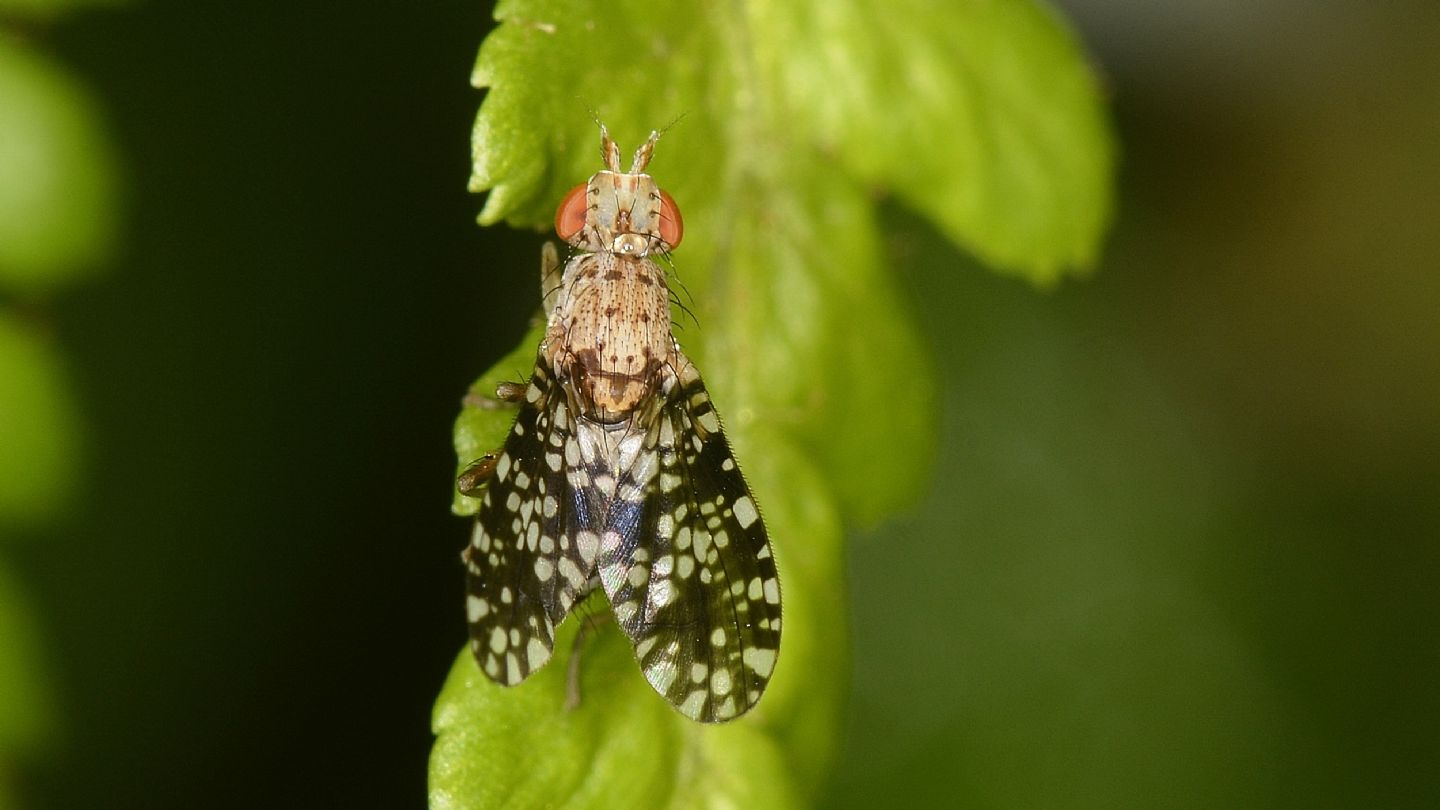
[0, 37, 117, 292]
[0, 316, 80, 527]
[0, 562, 54, 810]
[0, 10, 118, 810]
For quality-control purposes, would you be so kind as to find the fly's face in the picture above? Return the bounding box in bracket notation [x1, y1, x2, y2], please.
[555, 128, 684, 257]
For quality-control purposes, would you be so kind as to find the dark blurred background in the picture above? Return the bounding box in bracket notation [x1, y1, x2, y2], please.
[8, 0, 1437, 807]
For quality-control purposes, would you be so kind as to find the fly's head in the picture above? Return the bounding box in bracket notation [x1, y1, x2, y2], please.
[555, 126, 684, 257]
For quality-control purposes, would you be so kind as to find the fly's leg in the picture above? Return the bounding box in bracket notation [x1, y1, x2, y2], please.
[538, 241, 564, 315]
[456, 381, 527, 495]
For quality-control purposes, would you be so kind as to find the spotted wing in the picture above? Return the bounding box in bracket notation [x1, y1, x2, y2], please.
[464, 355, 602, 686]
[595, 353, 781, 722]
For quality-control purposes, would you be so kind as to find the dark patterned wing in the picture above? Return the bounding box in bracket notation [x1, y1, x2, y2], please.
[463, 355, 603, 686]
[595, 352, 781, 722]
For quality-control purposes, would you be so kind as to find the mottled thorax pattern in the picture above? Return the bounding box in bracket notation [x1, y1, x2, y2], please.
[547, 250, 672, 423]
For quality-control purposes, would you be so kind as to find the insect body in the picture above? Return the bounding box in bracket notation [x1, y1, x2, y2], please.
[461, 127, 780, 723]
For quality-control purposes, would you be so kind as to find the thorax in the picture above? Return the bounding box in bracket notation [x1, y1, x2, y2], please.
[546, 251, 673, 423]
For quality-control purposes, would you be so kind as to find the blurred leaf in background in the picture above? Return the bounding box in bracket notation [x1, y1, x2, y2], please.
[0, 6, 119, 808]
[825, 2, 1440, 807]
[433, 0, 1113, 807]
[0, 34, 117, 292]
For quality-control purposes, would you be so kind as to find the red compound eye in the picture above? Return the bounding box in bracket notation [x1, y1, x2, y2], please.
[555, 183, 588, 240]
[658, 189, 683, 248]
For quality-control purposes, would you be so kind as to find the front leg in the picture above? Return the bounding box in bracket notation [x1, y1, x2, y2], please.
[456, 380, 528, 495]
[538, 241, 564, 318]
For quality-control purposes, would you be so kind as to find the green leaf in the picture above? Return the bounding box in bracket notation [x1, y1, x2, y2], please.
[0, 313, 81, 529]
[0, 37, 119, 293]
[749, 1, 1116, 283]
[431, 611, 803, 810]
[470, 1, 1112, 284]
[441, 0, 1112, 806]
